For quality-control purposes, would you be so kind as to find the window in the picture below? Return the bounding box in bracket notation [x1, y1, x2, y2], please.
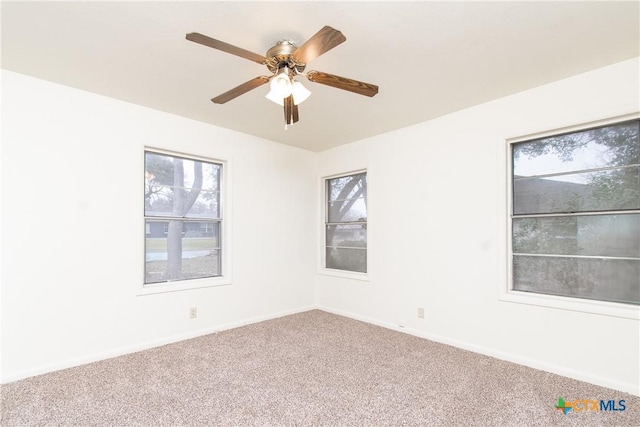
[144, 150, 222, 285]
[325, 172, 367, 273]
[510, 119, 639, 305]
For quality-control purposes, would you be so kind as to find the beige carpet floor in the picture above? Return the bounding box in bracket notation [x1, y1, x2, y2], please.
[1, 310, 638, 426]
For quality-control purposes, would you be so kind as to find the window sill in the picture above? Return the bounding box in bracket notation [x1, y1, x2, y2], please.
[318, 268, 370, 282]
[499, 289, 639, 320]
[137, 276, 231, 296]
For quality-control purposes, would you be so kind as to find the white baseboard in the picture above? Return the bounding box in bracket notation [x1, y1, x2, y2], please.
[316, 305, 639, 396]
[1, 305, 315, 384]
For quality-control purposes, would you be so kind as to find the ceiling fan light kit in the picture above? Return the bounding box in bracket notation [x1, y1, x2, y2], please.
[267, 67, 295, 100]
[265, 79, 311, 107]
[186, 26, 378, 128]
[290, 81, 311, 104]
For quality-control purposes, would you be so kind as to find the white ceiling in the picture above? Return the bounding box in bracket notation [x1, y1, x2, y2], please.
[2, 1, 639, 152]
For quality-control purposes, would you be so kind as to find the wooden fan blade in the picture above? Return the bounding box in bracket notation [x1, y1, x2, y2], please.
[186, 32, 267, 64]
[292, 26, 346, 65]
[211, 76, 269, 104]
[306, 71, 378, 97]
[284, 95, 294, 124]
[292, 103, 299, 124]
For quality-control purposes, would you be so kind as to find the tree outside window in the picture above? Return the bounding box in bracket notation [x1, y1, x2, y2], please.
[144, 151, 222, 284]
[325, 172, 367, 273]
[511, 120, 639, 305]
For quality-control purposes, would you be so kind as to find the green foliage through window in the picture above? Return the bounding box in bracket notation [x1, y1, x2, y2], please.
[144, 151, 222, 284]
[326, 172, 367, 273]
[511, 119, 639, 305]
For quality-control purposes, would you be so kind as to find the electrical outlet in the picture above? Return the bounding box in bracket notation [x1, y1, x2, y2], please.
[189, 307, 197, 319]
[418, 307, 425, 319]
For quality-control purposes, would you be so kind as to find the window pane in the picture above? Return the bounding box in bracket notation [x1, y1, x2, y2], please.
[513, 166, 639, 214]
[511, 120, 640, 306]
[325, 173, 367, 273]
[513, 255, 640, 305]
[328, 173, 367, 201]
[513, 214, 640, 258]
[513, 120, 639, 177]
[327, 173, 367, 222]
[145, 152, 221, 190]
[328, 197, 366, 222]
[188, 190, 221, 218]
[326, 248, 367, 273]
[326, 224, 367, 248]
[145, 187, 220, 218]
[145, 220, 220, 284]
[145, 152, 222, 218]
[326, 224, 367, 273]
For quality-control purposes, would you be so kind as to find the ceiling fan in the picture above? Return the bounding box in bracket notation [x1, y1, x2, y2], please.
[186, 26, 379, 127]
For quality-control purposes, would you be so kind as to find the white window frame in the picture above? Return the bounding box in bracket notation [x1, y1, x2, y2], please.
[500, 113, 640, 320]
[320, 170, 369, 280]
[139, 147, 231, 295]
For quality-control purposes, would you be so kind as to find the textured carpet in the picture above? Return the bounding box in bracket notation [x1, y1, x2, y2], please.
[1, 310, 638, 426]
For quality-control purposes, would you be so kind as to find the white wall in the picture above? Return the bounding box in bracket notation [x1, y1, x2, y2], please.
[1, 71, 317, 382]
[317, 58, 640, 395]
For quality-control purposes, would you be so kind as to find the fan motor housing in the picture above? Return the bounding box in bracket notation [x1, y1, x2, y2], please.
[265, 40, 306, 73]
